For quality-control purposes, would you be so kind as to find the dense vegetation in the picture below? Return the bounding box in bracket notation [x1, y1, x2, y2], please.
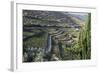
[23, 10, 91, 62]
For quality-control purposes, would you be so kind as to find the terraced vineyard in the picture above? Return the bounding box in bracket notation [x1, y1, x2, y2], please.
[23, 10, 91, 62]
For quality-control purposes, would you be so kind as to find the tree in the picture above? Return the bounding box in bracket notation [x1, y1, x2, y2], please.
[78, 13, 91, 59]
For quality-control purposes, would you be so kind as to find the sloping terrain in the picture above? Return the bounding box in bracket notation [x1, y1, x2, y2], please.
[23, 10, 90, 62]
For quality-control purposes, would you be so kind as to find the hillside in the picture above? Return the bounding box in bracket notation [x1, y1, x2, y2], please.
[22, 10, 90, 62]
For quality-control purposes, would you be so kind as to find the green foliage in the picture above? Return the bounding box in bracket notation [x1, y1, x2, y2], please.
[62, 13, 91, 60]
[23, 10, 91, 62]
[78, 13, 91, 59]
[23, 31, 48, 48]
